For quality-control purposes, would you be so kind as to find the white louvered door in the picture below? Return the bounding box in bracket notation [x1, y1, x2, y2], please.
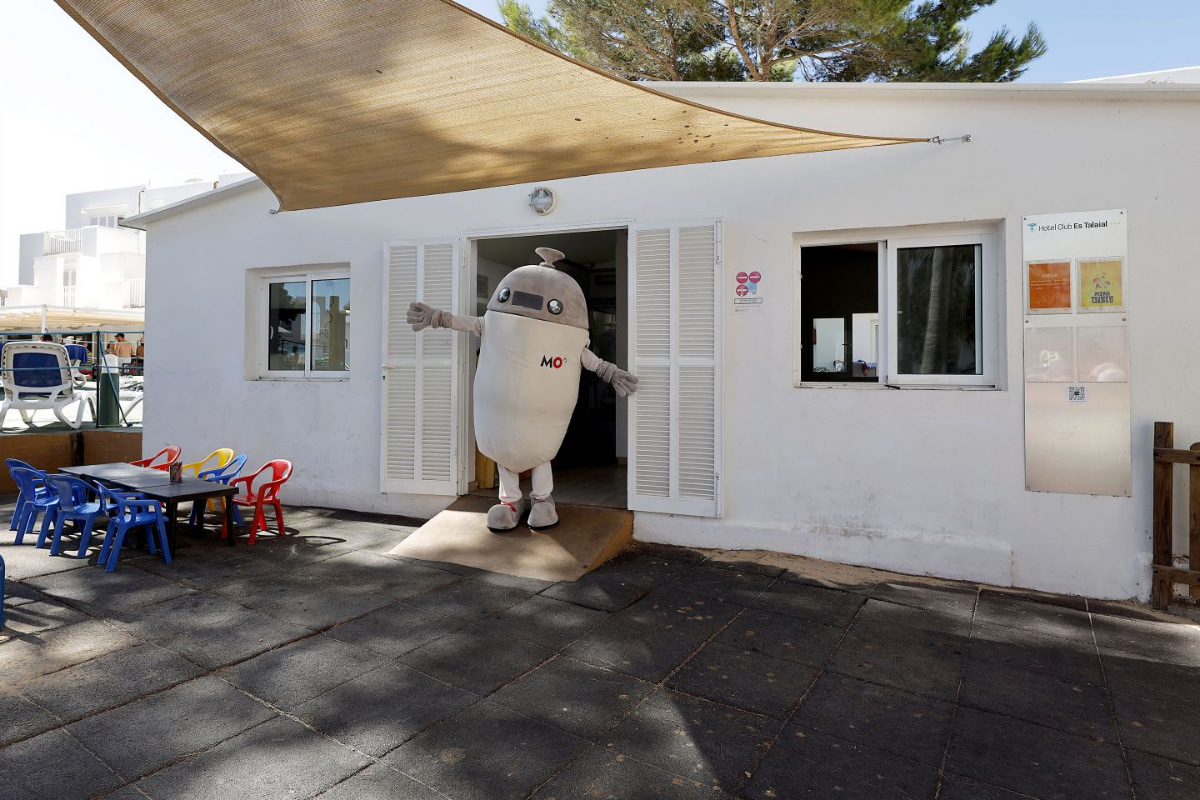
[628, 221, 723, 517]
[380, 241, 460, 495]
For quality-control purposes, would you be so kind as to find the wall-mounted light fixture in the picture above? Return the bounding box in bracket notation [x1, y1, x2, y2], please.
[528, 187, 557, 215]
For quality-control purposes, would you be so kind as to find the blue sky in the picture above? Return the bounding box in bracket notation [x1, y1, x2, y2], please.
[963, 0, 1200, 82]
[1, 1, 1196, 284]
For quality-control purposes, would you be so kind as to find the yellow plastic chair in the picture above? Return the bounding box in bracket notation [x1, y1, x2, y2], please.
[183, 448, 235, 478]
[182, 448, 235, 511]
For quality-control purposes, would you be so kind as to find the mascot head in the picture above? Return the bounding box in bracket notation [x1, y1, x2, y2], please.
[487, 247, 589, 330]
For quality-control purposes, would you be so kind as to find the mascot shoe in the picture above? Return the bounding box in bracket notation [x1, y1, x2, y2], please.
[487, 499, 527, 533]
[528, 496, 559, 530]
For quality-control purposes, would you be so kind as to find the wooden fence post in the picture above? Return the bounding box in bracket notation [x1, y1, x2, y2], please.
[1152, 422, 1174, 609]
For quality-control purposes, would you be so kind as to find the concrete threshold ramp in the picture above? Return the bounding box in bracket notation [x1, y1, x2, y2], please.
[386, 495, 633, 582]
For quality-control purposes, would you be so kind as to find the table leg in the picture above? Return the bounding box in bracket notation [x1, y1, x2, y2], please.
[225, 497, 236, 547]
[167, 500, 178, 554]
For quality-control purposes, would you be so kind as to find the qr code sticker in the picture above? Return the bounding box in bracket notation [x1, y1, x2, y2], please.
[1067, 385, 1087, 403]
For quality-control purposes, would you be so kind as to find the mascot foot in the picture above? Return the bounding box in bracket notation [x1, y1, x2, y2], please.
[487, 500, 526, 533]
[528, 496, 559, 530]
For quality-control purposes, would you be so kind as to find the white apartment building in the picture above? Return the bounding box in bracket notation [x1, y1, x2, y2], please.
[2, 175, 250, 331]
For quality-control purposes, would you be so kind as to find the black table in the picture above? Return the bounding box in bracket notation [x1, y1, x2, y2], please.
[62, 464, 239, 549]
[134, 480, 238, 549]
[62, 463, 163, 482]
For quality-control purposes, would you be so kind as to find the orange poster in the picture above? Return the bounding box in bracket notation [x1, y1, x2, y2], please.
[1027, 260, 1072, 313]
[1079, 258, 1124, 311]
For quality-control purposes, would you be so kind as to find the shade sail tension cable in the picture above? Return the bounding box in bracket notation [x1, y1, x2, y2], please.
[54, 0, 949, 212]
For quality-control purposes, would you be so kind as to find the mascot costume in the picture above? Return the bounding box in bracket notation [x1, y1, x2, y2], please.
[407, 247, 638, 532]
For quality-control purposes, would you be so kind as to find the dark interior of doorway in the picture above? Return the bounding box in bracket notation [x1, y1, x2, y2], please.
[471, 228, 627, 509]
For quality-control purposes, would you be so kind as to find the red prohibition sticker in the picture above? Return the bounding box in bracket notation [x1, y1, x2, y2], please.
[748, 271, 761, 283]
[735, 272, 748, 284]
[736, 284, 749, 297]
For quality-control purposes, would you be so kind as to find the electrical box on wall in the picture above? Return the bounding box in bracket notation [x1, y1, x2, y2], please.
[1022, 209, 1130, 496]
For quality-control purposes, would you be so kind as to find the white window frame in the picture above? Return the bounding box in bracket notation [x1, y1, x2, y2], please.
[794, 225, 999, 390]
[886, 232, 995, 387]
[258, 268, 351, 380]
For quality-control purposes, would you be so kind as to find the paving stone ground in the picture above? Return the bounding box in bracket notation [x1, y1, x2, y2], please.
[2, 498, 1200, 799]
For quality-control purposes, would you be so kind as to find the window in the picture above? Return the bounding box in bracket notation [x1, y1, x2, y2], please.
[260, 270, 350, 378]
[797, 230, 997, 388]
[87, 214, 121, 228]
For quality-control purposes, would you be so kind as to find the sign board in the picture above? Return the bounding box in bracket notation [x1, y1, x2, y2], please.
[1022, 209, 1130, 497]
[733, 269, 763, 313]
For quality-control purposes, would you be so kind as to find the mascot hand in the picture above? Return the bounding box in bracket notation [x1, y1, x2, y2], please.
[407, 301, 438, 331]
[610, 369, 639, 397]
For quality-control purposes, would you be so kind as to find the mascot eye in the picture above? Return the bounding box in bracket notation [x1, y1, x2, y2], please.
[548, 299, 563, 315]
[498, 288, 511, 302]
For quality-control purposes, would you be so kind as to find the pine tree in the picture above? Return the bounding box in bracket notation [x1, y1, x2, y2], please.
[500, 0, 1045, 83]
[817, 1, 1047, 81]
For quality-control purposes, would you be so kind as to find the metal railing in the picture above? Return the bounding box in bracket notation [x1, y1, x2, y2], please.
[0, 328, 146, 431]
[43, 230, 82, 255]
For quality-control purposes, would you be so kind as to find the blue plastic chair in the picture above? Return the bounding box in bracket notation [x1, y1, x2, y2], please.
[96, 484, 170, 572]
[188, 454, 248, 529]
[7, 457, 47, 532]
[43, 474, 107, 559]
[9, 466, 58, 546]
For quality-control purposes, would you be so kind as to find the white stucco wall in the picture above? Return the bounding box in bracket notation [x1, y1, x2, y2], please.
[137, 84, 1200, 600]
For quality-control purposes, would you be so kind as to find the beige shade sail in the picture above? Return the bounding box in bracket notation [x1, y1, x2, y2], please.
[56, 0, 924, 212]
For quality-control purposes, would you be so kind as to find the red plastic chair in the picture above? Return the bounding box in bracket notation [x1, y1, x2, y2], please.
[224, 459, 292, 544]
[131, 446, 182, 471]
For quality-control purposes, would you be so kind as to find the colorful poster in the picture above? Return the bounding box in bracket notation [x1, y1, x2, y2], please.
[1027, 260, 1072, 313]
[1078, 257, 1124, 311]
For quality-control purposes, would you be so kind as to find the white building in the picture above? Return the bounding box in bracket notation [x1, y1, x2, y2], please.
[2, 176, 250, 331]
[124, 81, 1200, 602]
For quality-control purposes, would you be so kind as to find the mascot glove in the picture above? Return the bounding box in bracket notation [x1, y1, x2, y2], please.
[594, 359, 639, 397]
[610, 369, 639, 397]
[407, 302, 450, 331]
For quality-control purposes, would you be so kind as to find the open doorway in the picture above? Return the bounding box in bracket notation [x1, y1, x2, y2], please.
[468, 227, 628, 509]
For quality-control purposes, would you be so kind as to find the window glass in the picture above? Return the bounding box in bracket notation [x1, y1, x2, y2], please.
[310, 278, 350, 371]
[896, 244, 981, 376]
[267, 280, 306, 371]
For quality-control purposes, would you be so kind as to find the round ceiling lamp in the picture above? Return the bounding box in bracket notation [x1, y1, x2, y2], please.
[528, 187, 557, 215]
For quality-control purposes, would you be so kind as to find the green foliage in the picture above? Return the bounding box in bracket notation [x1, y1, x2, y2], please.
[817, 1, 1047, 81]
[499, 0, 1045, 82]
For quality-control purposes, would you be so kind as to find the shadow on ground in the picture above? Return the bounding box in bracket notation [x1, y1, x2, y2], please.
[2, 497, 1199, 799]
